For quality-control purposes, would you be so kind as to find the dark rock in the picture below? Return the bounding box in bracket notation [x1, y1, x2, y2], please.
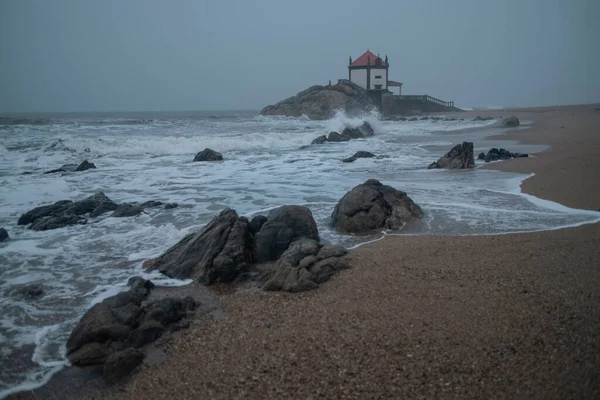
[164, 203, 178, 210]
[67, 192, 118, 216]
[473, 116, 494, 121]
[44, 164, 78, 174]
[30, 214, 87, 231]
[254, 205, 319, 262]
[193, 148, 223, 162]
[327, 131, 351, 142]
[331, 179, 423, 233]
[249, 215, 267, 235]
[498, 148, 513, 160]
[10, 283, 44, 299]
[66, 287, 150, 366]
[309, 257, 350, 284]
[128, 322, 164, 348]
[317, 244, 348, 260]
[420, 116, 429, 120]
[484, 148, 500, 162]
[311, 135, 327, 145]
[127, 276, 155, 292]
[408, 117, 418, 121]
[478, 152, 486, 161]
[500, 116, 520, 127]
[111, 203, 143, 218]
[140, 200, 163, 209]
[18, 200, 74, 225]
[260, 82, 376, 120]
[513, 152, 529, 158]
[427, 161, 441, 169]
[428, 142, 475, 169]
[103, 348, 145, 384]
[263, 238, 321, 292]
[342, 151, 376, 163]
[0, 227, 8, 242]
[147, 209, 253, 283]
[75, 160, 96, 172]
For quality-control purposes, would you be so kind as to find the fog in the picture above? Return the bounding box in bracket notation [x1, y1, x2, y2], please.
[1, 0, 599, 112]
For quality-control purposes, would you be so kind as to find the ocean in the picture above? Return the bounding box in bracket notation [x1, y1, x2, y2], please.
[1, 110, 599, 397]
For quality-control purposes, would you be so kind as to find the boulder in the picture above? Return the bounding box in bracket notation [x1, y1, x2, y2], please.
[311, 135, 327, 145]
[75, 160, 96, 172]
[427, 142, 475, 169]
[111, 203, 143, 218]
[331, 179, 423, 233]
[66, 276, 193, 374]
[164, 203, 178, 210]
[0, 228, 8, 242]
[327, 131, 351, 142]
[254, 205, 319, 262]
[485, 148, 500, 162]
[103, 348, 145, 385]
[263, 238, 349, 292]
[260, 82, 376, 120]
[30, 215, 87, 231]
[19, 192, 118, 230]
[500, 116, 520, 127]
[498, 148, 513, 160]
[477, 152, 486, 161]
[483, 148, 528, 162]
[44, 164, 78, 174]
[248, 215, 267, 235]
[10, 283, 44, 299]
[140, 200, 163, 208]
[342, 151, 376, 163]
[193, 148, 223, 162]
[473, 116, 494, 121]
[146, 209, 254, 283]
[18, 200, 74, 225]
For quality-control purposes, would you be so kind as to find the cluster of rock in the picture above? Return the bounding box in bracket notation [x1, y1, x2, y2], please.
[44, 159, 96, 174]
[428, 142, 475, 169]
[311, 121, 375, 144]
[0, 227, 8, 242]
[260, 82, 376, 120]
[473, 116, 495, 121]
[17, 192, 178, 231]
[478, 148, 528, 162]
[66, 277, 196, 384]
[500, 116, 520, 127]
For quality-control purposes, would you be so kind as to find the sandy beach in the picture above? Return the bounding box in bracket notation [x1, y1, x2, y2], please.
[12, 104, 600, 399]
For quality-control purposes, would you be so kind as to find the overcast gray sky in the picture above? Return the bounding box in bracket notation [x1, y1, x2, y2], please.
[1, 0, 599, 112]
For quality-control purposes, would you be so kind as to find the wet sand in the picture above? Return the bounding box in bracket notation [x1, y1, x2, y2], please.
[12, 104, 600, 399]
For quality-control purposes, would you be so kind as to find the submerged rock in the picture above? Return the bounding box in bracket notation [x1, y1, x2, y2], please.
[342, 151, 376, 163]
[75, 160, 96, 172]
[331, 179, 423, 233]
[0, 227, 8, 242]
[193, 148, 223, 162]
[10, 283, 44, 300]
[111, 203, 143, 218]
[30, 214, 87, 231]
[428, 142, 475, 169]
[314, 122, 375, 144]
[311, 135, 327, 145]
[483, 148, 528, 162]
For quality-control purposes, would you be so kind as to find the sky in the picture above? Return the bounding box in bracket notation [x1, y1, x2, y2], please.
[1, 0, 599, 112]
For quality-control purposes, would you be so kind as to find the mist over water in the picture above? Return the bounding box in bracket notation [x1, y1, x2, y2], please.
[0, 111, 599, 396]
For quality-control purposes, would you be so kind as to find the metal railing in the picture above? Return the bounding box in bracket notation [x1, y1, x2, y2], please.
[399, 94, 454, 108]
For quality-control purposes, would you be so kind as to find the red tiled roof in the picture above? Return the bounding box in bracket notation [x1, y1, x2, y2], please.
[387, 80, 403, 87]
[350, 50, 388, 67]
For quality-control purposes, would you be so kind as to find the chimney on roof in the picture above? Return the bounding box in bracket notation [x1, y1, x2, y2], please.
[349, 56, 352, 65]
[367, 55, 370, 65]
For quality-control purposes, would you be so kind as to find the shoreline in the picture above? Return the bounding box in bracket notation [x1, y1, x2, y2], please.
[9, 105, 600, 398]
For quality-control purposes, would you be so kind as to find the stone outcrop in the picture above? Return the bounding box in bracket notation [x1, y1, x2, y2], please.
[260, 82, 376, 120]
[0, 227, 8, 242]
[473, 116, 495, 121]
[427, 142, 475, 169]
[263, 238, 349, 292]
[193, 148, 223, 162]
[500, 116, 520, 127]
[312, 122, 375, 144]
[254, 205, 319, 262]
[480, 148, 529, 162]
[146, 209, 254, 283]
[44, 160, 96, 174]
[10, 283, 44, 300]
[66, 277, 195, 382]
[331, 179, 423, 233]
[18, 193, 173, 230]
[342, 151, 376, 163]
